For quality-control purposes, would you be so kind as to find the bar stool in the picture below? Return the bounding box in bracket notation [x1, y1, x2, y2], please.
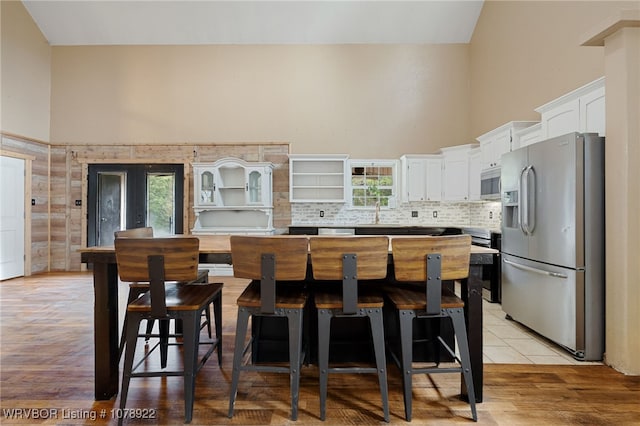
[385, 235, 477, 422]
[228, 235, 310, 421]
[114, 227, 211, 360]
[309, 236, 390, 423]
[115, 236, 222, 424]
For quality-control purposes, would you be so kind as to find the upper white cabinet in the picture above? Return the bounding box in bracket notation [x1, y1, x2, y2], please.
[440, 144, 477, 202]
[535, 77, 605, 139]
[468, 147, 482, 201]
[192, 157, 274, 234]
[512, 122, 543, 149]
[400, 154, 442, 202]
[289, 154, 348, 203]
[476, 121, 539, 171]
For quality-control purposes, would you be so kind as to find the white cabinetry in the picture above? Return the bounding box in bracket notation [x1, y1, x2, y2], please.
[468, 147, 482, 201]
[535, 77, 605, 139]
[512, 122, 543, 149]
[400, 154, 442, 202]
[440, 144, 477, 201]
[192, 157, 274, 234]
[477, 121, 539, 171]
[289, 154, 348, 203]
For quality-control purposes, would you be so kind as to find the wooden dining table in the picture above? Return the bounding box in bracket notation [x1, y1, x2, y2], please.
[80, 234, 497, 403]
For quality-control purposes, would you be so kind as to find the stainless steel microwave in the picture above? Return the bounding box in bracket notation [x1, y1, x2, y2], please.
[480, 168, 501, 200]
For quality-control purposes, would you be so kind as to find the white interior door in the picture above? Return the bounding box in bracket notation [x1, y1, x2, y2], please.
[0, 156, 25, 280]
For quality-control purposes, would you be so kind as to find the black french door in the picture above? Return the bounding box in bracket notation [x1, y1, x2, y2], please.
[87, 164, 184, 247]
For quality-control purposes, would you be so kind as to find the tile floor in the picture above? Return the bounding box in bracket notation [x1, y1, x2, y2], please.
[482, 299, 602, 365]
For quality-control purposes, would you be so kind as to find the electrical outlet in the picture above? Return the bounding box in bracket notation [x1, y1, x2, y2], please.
[411, 211, 418, 218]
[75, 200, 82, 207]
[432, 211, 438, 218]
[319, 210, 324, 218]
[489, 211, 493, 219]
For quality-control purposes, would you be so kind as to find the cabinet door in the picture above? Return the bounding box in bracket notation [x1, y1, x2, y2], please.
[468, 150, 481, 201]
[580, 86, 605, 136]
[405, 158, 427, 201]
[442, 157, 469, 201]
[246, 167, 272, 206]
[542, 98, 580, 139]
[514, 124, 543, 149]
[195, 168, 217, 206]
[425, 158, 442, 201]
[493, 129, 512, 167]
[480, 140, 494, 170]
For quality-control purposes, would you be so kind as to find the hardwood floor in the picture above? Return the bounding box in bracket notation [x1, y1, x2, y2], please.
[1, 272, 639, 425]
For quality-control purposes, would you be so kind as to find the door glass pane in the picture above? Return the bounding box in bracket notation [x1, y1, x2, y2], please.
[201, 171, 214, 203]
[147, 172, 175, 236]
[248, 170, 261, 203]
[97, 173, 125, 246]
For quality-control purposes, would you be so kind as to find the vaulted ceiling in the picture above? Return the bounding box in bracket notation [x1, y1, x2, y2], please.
[22, 1, 484, 46]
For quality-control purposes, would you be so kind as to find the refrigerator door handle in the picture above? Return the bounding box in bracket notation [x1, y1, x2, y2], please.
[525, 165, 536, 235]
[504, 258, 569, 279]
[520, 165, 535, 235]
[519, 167, 527, 234]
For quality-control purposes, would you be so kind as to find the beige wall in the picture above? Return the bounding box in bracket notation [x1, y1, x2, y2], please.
[469, 1, 638, 137]
[50, 44, 471, 157]
[0, 1, 51, 142]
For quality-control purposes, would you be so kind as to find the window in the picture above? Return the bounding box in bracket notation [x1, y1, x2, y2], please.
[349, 160, 397, 208]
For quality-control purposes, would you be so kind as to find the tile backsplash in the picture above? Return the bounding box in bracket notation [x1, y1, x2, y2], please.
[291, 201, 502, 230]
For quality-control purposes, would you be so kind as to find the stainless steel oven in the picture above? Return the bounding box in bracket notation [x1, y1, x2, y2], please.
[462, 227, 501, 303]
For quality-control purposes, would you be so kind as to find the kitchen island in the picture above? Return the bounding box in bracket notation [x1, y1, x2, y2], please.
[81, 233, 495, 403]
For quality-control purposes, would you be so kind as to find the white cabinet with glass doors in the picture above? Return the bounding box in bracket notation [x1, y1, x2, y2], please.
[192, 157, 274, 234]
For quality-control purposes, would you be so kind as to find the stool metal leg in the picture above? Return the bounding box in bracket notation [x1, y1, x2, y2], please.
[228, 307, 251, 418]
[317, 309, 332, 421]
[448, 308, 478, 422]
[159, 319, 170, 368]
[368, 308, 390, 422]
[398, 310, 415, 421]
[118, 312, 142, 426]
[287, 308, 304, 421]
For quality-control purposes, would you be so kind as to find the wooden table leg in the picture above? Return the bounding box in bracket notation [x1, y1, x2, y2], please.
[92, 261, 120, 400]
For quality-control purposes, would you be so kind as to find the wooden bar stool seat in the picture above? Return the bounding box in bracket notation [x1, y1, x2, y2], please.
[309, 236, 390, 423]
[114, 227, 212, 360]
[386, 235, 477, 422]
[115, 236, 222, 424]
[228, 235, 310, 421]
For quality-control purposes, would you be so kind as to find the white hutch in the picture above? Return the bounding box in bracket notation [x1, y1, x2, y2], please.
[192, 157, 274, 235]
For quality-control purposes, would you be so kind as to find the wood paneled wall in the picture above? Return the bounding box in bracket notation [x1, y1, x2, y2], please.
[1, 135, 290, 273]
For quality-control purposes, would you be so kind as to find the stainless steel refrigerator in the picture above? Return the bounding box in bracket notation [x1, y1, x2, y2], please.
[500, 132, 605, 361]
